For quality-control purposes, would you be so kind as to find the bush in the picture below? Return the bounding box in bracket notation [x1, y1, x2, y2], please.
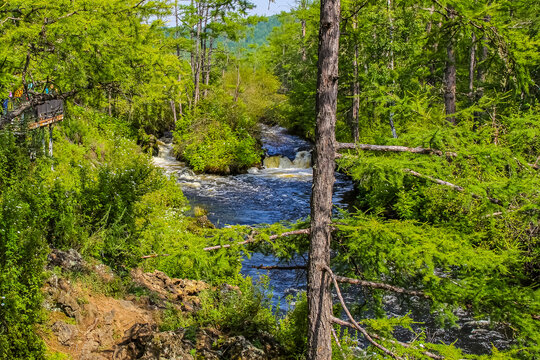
[0, 132, 48, 359]
[173, 91, 263, 174]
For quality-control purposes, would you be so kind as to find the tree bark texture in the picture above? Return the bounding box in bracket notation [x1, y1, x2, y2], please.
[468, 31, 477, 100]
[204, 21, 215, 98]
[302, 19, 307, 61]
[350, 18, 360, 142]
[336, 142, 457, 157]
[307, 0, 340, 359]
[234, 65, 240, 102]
[444, 8, 457, 124]
[387, 0, 397, 138]
[301, 0, 307, 61]
[193, 1, 203, 107]
[170, 99, 177, 125]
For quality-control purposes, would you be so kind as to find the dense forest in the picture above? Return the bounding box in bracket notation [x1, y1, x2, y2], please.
[0, 0, 539, 359]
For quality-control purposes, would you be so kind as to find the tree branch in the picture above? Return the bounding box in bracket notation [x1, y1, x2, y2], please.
[322, 265, 403, 359]
[336, 142, 457, 157]
[332, 317, 444, 360]
[403, 168, 503, 205]
[203, 228, 311, 251]
[324, 265, 444, 359]
[0, 17, 22, 26]
[252, 265, 306, 270]
[141, 254, 170, 259]
[335, 275, 429, 298]
[45, 11, 77, 24]
[331, 327, 346, 359]
[252, 264, 430, 298]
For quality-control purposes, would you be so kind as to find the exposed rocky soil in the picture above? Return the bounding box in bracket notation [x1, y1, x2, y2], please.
[42, 249, 281, 359]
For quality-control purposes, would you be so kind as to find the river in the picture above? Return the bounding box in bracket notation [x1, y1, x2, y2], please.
[153, 125, 511, 355]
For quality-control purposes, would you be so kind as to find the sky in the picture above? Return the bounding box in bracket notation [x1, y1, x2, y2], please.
[249, 0, 293, 16]
[164, 0, 292, 26]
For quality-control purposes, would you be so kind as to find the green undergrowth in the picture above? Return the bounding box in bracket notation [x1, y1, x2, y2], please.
[0, 105, 249, 359]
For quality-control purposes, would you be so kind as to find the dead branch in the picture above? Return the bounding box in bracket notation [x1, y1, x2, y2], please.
[325, 265, 446, 359]
[335, 275, 429, 298]
[203, 228, 311, 251]
[0, 17, 22, 26]
[252, 265, 306, 270]
[529, 156, 540, 170]
[322, 265, 402, 359]
[337, 142, 457, 158]
[326, 265, 444, 359]
[331, 327, 346, 359]
[45, 11, 77, 24]
[332, 317, 444, 360]
[403, 168, 503, 205]
[251, 264, 429, 298]
[141, 254, 170, 259]
[484, 211, 504, 218]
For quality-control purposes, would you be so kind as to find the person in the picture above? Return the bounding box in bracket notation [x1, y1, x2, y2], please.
[2, 99, 8, 115]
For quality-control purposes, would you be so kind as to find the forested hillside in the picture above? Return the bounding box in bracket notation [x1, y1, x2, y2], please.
[0, 0, 539, 359]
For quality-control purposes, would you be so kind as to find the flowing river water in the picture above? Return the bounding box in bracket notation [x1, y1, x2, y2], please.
[153, 125, 511, 355]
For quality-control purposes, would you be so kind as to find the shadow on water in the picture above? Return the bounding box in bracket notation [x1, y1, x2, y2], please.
[153, 125, 511, 355]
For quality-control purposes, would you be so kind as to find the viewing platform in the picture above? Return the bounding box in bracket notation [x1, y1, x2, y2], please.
[1, 99, 64, 131]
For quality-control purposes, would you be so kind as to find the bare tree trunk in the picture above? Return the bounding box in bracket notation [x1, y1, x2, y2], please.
[350, 18, 359, 142]
[108, 89, 112, 116]
[190, 0, 195, 78]
[193, 1, 203, 107]
[307, 0, 340, 359]
[387, 0, 397, 138]
[477, 15, 491, 100]
[426, 6, 437, 85]
[48, 124, 53, 157]
[49, 124, 54, 170]
[233, 64, 240, 102]
[301, 20, 307, 61]
[178, 75, 183, 118]
[444, 7, 457, 125]
[170, 99, 177, 125]
[468, 31, 477, 101]
[200, 5, 209, 98]
[175, 0, 180, 57]
[204, 18, 214, 98]
[300, 0, 307, 61]
[491, 106, 498, 145]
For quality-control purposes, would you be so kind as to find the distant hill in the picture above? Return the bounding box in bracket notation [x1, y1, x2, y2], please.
[220, 15, 280, 51]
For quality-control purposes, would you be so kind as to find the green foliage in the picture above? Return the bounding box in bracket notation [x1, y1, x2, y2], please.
[179, 121, 260, 173]
[174, 90, 264, 174]
[195, 277, 276, 338]
[0, 104, 252, 358]
[275, 292, 309, 357]
[0, 132, 49, 359]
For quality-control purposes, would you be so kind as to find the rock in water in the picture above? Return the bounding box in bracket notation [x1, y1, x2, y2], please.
[263, 155, 281, 168]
